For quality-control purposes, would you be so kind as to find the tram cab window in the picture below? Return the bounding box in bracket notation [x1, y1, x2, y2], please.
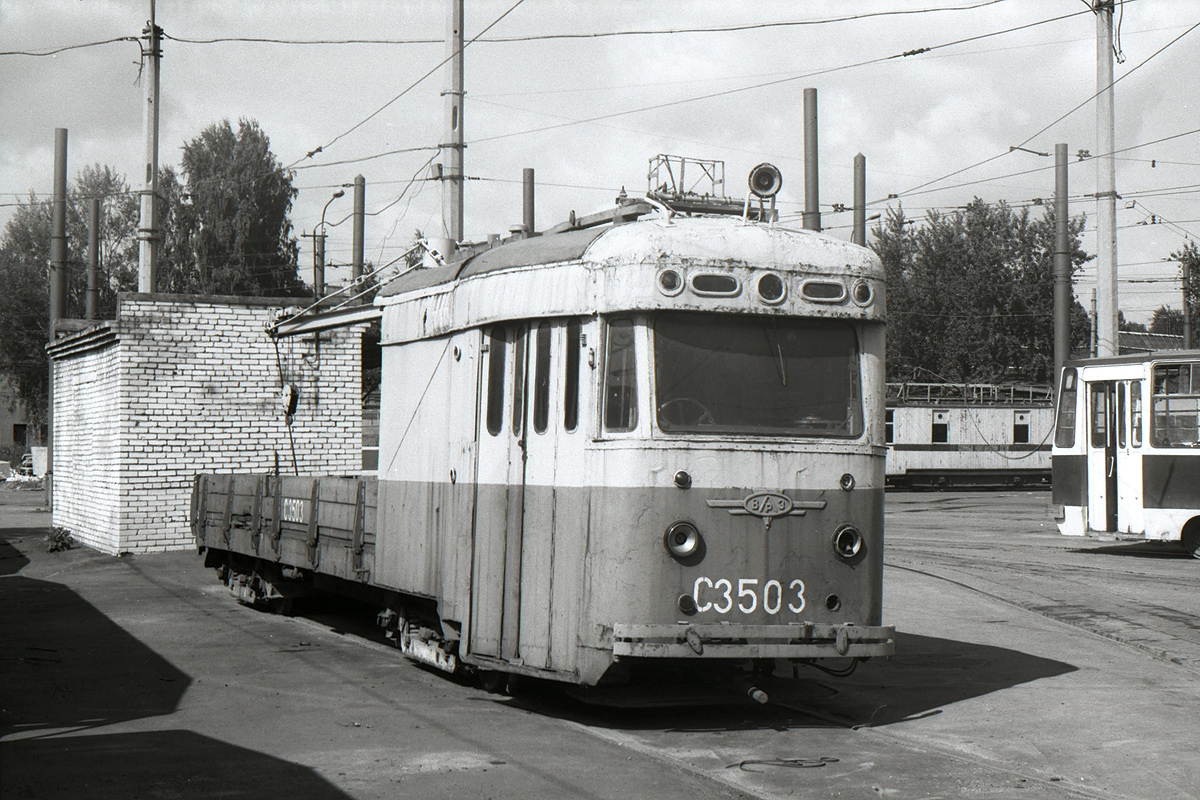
[652, 312, 863, 437]
[512, 330, 527, 436]
[1152, 362, 1200, 447]
[485, 327, 507, 436]
[603, 318, 638, 432]
[1131, 380, 1142, 446]
[1054, 368, 1077, 448]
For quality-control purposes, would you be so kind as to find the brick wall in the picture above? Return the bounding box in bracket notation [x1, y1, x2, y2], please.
[50, 294, 364, 554]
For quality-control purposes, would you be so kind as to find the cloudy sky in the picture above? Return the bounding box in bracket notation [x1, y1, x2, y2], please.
[2, 0, 1198, 322]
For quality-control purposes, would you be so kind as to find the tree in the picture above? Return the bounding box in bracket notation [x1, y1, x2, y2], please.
[1173, 241, 1200, 345]
[0, 166, 141, 431]
[1151, 305, 1183, 336]
[162, 118, 306, 296]
[874, 198, 1092, 385]
[1118, 310, 1146, 333]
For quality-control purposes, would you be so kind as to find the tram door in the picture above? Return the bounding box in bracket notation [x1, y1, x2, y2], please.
[1086, 381, 1118, 532]
[469, 322, 558, 666]
[1115, 379, 1144, 534]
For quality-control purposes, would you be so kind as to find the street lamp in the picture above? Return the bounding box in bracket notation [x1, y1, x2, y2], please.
[315, 189, 345, 299]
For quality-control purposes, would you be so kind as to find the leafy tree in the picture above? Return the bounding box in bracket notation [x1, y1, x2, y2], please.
[1118, 310, 1146, 333]
[1150, 305, 1183, 336]
[874, 198, 1092, 385]
[163, 118, 305, 296]
[0, 166, 141, 431]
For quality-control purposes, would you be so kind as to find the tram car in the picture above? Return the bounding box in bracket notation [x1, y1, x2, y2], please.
[1052, 352, 1200, 557]
[193, 161, 896, 700]
[885, 383, 1053, 489]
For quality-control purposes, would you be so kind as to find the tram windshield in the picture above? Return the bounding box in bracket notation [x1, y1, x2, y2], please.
[653, 312, 863, 436]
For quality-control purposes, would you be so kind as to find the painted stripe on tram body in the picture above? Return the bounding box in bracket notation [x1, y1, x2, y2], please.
[1141, 454, 1200, 509]
[1052, 454, 1086, 507]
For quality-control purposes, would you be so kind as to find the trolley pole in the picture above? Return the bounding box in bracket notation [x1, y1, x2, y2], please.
[1053, 143, 1071, 380]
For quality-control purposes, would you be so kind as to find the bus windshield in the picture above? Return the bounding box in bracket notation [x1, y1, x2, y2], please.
[653, 312, 863, 437]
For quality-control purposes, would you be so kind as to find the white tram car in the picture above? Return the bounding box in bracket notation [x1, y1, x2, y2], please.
[885, 383, 1054, 489]
[195, 171, 896, 698]
[1052, 352, 1200, 556]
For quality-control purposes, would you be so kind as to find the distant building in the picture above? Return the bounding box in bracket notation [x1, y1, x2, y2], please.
[1119, 330, 1185, 354]
[0, 375, 34, 455]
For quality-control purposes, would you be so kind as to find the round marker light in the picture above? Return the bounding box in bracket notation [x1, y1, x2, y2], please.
[757, 273, 786, 304]
[677, 594, 698, 615]
[658, 269, 684, 296]
[833, 525, 864, 560]
[840, 473, 855, 491]
[851, 280, 873, 306]
[664, 521, 702, 559]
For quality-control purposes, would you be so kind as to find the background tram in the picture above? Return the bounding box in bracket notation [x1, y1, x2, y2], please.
[193, 164, 896, 699]
[885, 382, 1053, 489]
[1052, 351, 1200, 557]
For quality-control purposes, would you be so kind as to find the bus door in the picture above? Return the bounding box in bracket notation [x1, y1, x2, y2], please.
[1087, 381, 1118, 532]
[1115, 379, 1144, 534]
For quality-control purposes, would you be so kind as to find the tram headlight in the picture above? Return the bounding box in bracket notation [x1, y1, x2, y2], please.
[664, 521, 704, 562]
[833, 524, 865, 561]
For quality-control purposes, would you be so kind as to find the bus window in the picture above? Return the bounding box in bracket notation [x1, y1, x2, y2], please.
[1089, 383, 1109, 448]
[1054, 368, 1077, 448]
[486, 327, 507, 436]
[512, 329, 527, 436]
[1131, 380, 1142, 446]
[564, 319, 581, 432]
[533, 322, 551, 434]
[604, 318, 638, 432]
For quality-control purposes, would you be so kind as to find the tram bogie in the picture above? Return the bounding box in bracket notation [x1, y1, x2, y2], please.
[194, 161, 896, 694]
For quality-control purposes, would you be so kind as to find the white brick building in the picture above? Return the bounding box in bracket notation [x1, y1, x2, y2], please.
[48, 294, 364, 554]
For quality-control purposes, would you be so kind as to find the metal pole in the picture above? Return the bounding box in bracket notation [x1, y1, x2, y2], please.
[1094, 1, 1118, 357]
[1090, 288, 1098, 357]
[852, 153, 866, 246]
[442, 0, 465, 247]
[314, 232, 326, 300]
[48, 127, 68, 511]
[1185, 269, 1192, 349]
[1054, 143, 1071, 378]
[802, 88, 820, 231]
[523, 168, 535, 235]
[137, 0, 162, 293]
[352, 174, 365, 286]
[50, 129, 68, 324]
[87, 197, 100, 320]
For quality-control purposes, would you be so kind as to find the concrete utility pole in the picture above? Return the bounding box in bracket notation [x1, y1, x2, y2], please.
[138, 0, 162, 293]
[87, 198, 101, 320]
[1054, 144, 1072, 379]
[441, 0, 465, 250]
[48, 128, 68, 510]
[1094, 0, 1118, 356]
[802, 88, 820, 232]
[352, 175, 365, 287]
[852, 153, 866, 246]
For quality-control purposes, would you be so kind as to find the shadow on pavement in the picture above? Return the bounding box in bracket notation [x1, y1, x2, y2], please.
[1, 730, 352, 800]
[0, 534, 30, 575]
[499, 631, 1077, 733]
[1072, 541, 1192, 559]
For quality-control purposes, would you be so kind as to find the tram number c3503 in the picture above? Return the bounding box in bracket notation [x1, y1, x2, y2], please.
[692, 577, 805, 615]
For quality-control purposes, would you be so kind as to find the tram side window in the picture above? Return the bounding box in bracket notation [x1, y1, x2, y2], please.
[533, 323, 552, 435]
[1152, 363, 1200, 447]
[485, 327, 507, 436]
[1054, 368, 1077, 448]
[1089, 384, 1109, 448]
[564, 319, 581, 432]
[931, 411, 948, 444]
[1117, 383, 1127, 449]
[512, 329, 527, 436]
[1131, 380, 1142, 446]
[604, 317, 638, 432]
